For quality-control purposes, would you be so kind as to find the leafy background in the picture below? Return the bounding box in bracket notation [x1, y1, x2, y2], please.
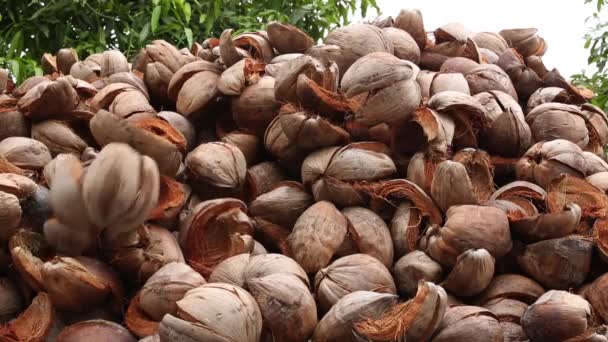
[572, 0, 608, 111]
[0, 0, 377, 84]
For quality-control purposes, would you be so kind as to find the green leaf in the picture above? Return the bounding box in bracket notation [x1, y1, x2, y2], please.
[161, 0, 171, 17]
[10, 60, 20, 84]
[184, 27, 193, 48]
[34, 66, 43, 76]
[98, 27, 106, 46]
[184, 3, 192, 23]
[30, 6, 48, 20]
[205, 15, 214, 33]
[139, 22, 151, 44]
[151, 5, 162, 33]
[40, 25, 50, 39]
[361, 0, 368, 17]
[199, 13, 207, 24]
[8, 30, 23, 58]
[214, 0, 221, 17]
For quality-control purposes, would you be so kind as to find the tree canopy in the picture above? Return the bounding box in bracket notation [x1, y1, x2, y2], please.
[572, 0, 608, 110]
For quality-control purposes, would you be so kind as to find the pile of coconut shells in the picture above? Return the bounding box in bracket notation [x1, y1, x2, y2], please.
[1, 8, 608, 342]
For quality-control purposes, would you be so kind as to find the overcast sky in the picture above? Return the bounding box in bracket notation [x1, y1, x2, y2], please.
[353, 0, 596, 79]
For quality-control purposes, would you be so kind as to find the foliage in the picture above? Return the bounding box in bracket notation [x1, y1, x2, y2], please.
[572, 0, 608, 111]
[0, 0, 377, 84]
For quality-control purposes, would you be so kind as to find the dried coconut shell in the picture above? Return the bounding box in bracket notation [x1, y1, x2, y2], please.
[102, 225, 184, 284]
[430, 72, 470, 96]
[90, 110, 181, 176]
[32, 120, 88, 156]
[144, 62, 173, 105]
[100, 50, 129, 76]
[582, 151, 608, 175]
[179, 198, 254, 277]
[138, 262, 206, 322]
[543, 68, 591, 103]
[431, 305, 503, 342]
[244, 161, 286, 200]
[440, 57, 480, 74]
[0, 191, 22, 241]
[547, 175, 608, 226]
[248, 272, 317, 342]
[232, 76, 280, 136]
[526, 102, 589, 148]
[441, 249, 495, 297]
[421, 205, 512, 267]
[125, 294, 160, 338]
[0, 173, 36, 200]
[159, 283, 262, 342]
[430, 148, 494, 212]
[0, 109, 29, 141]
[0, 292, 55, 342]
[312, 291, 399, 342]
[382, 27, 421, 64]
[57, 320, 136, 342]
[221, 131, 261, 166]
[217, 58, 265, 96]
[267, 21, 314, 54]
[393, 9, 427, 50]
[276, 105, 349, 151]
[325, 24, 393, 66]
[41, 256, 124, 313]
[517, 236, 593, 289]
[474, 90, 532, 157]
[392, 106, 455, 158]
[134, 40, 190, 74]
[521, 290, 596, 341]
[342, 52, 420, 125]
[0, 137, 52, 171]
[527, 87, 571, 111]
[354, 281, 448, 341]
[209, 253, 309, 289]
[393, 251, 443, 297]
[81, 143, 160, 238]
[148, 176, 189, 225]
[366, 178, 443, 228]
[465, 64, 518, 101]
[185, 142, 247, 199]
[301, 142, 396, 207]
[314, 254, 397, 313]
[586, 172, 608, 192]
[478, 274, 545, 306]
[250, 181, 313, 229]
[90, 82, 139, 113]
[287, 201, 348, 273]
[337, 207, 393, 267]
[472, 32, 509, 56]
[17, 77, 79, 121]
[515, 139, 586, 189]
[586, 273, 608, 323]
[499, 28, 547, 58]
[389, 200, 424, 258]
[511, 203, 581, 242]
[581, 103, 608, 157]
[9, 229, 54, 292]
[428, 91, 491, 149]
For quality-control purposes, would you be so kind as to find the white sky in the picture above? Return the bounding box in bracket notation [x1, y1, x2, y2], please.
[353, 0, 597, 79]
